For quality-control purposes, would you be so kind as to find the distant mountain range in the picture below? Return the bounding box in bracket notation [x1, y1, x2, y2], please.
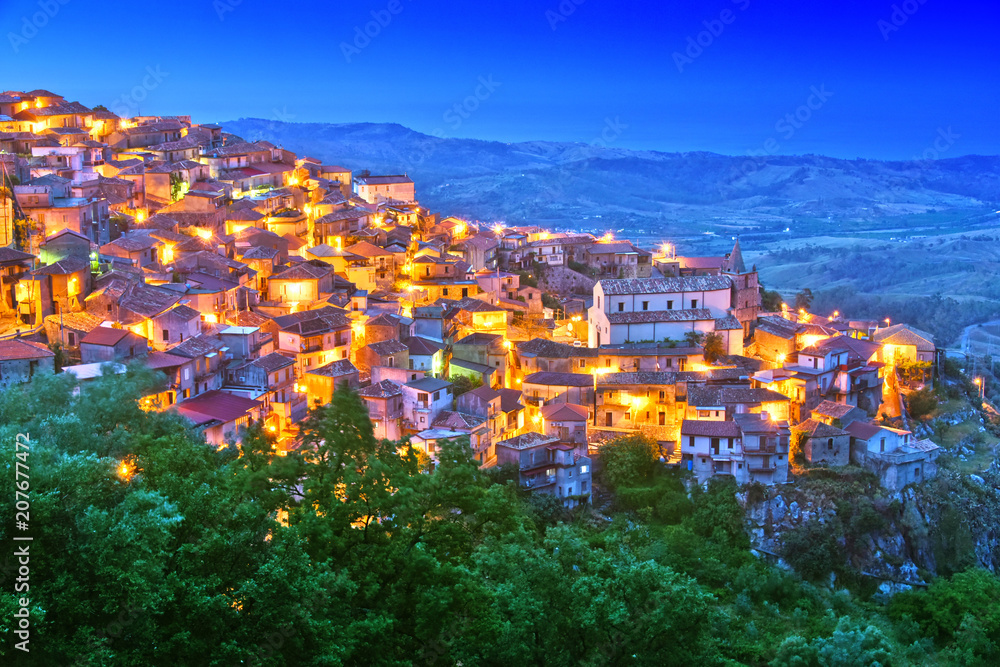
[222, 118, 1000, 243]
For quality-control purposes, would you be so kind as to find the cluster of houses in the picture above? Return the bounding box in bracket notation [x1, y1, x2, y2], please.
[0, 89, 944, 504]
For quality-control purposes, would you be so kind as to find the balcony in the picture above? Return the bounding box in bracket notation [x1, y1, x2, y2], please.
[522, 475, 556, 489]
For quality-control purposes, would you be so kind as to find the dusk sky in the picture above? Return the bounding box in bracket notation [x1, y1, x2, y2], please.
[2, 0, 997, 159]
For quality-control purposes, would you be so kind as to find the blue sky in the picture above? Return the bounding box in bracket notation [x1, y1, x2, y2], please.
[2, 0, 997, 159]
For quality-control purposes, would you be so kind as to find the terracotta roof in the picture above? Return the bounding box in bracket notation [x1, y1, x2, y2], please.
[271, 263, 331, 281]
[844, 421, 886, 441]
[251, 352, 295, 373]
[681, 419, 742, 437]
[432, 411, 486, 430]
[454, 332, 503, 346]
[599, 371, 678, 386]
[497, 431, 560, 450]
[498, 388, 523, 413]
[81, 326, 131, 346]
[0, 339, 54, 360]
[175, 390, 262, 425]
[517, 337, 598, 359]
[755, 316, 802, 339]
[607, 308, 713, 325]
[812, 400, 860, 420]
[308, 359, 358, 378]
[345, 241, 392, 258]
[873, 324, 935, 352]
[0, 248, 34, 265]
[408, 337, 443, 356]
[523, 371, 594, 387]
[599, 276, 731, 296]
[541, 402, 588, 421]
[33, 257, 89, 275]
[359, 379, 402, 398]
[168, 334, 224, 359]
[793, 418, 849, 438]
[367, 339, 408, 356]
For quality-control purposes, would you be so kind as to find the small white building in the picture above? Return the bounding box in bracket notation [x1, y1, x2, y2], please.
[588, 276, 740, 352]
[402, 377, 453, 431]
[353, 175, 415, 204]
[846, 421, 940, 491]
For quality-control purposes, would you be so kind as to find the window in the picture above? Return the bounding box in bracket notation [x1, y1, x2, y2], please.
[442, 288, 449, 296]
[691, 299, 698, 308]
[659, 390, 665, 400]
[580, 465, 589, 474]
[618, 302, 624, 312]
[581, 480, 588, 492]
[667, 300, 673, 309]
[880, 437, 886, 452]
[642, 300, 649, 311]
[568, 469, 573, 478]
[688, 436, 695, 448]
[827, 438, 834, 450]
[659, 412, 666, 425]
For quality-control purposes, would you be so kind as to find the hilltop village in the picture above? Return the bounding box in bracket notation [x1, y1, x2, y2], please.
[0, 90, 944, 499]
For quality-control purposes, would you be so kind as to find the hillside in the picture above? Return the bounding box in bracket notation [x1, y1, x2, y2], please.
[222, 118, 1000, 240]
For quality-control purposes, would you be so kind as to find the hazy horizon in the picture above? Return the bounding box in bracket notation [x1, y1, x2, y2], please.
[4, 0, 997, 162]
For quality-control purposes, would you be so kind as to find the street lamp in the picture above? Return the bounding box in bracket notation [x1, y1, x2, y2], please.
[975, 377, 984, 399]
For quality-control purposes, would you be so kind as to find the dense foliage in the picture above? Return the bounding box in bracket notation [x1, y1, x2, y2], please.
[2, 369, 999, 665]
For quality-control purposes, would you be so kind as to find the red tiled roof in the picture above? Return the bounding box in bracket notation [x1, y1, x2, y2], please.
[81, 327, 130, 346]
[680, 419, 741, 437]
[175, 390, 262, 425]
[0, 339, 54, 360]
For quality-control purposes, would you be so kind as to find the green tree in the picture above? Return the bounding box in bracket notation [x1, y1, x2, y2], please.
[684, 330, 705, 347]
[761, 288, 784, 312]
[703, 331, 726, 363]
[795, 288, 814, 311]
[451, 373, 483, 397]
[770, 617, 896, 667]
[600, 433, 661, 490]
